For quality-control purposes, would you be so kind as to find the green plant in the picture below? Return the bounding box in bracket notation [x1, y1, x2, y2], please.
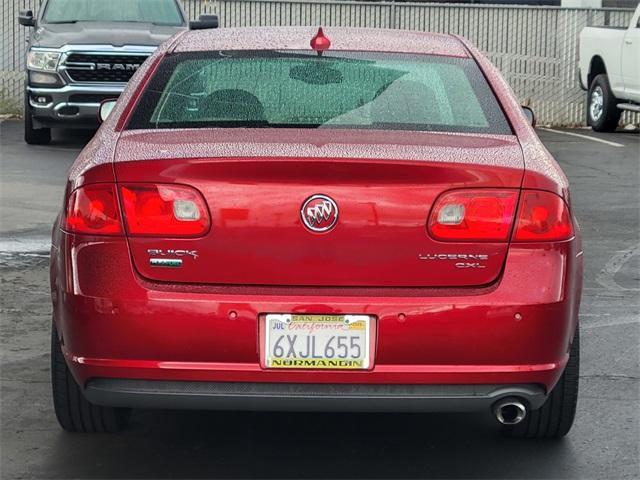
[0, 89, 23, 117]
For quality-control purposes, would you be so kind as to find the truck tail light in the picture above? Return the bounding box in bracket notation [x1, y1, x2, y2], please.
[65, 184, 122, 235]
[428, 189, 519, 242]
[119, 184, 210, 237]
[513, 190, 573, 242]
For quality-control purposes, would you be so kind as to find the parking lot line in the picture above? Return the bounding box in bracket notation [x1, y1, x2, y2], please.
[0, 238, 51, 253]
[539, 128, 625, 148]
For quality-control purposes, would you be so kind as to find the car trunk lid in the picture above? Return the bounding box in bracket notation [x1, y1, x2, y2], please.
[114, 128, 523, 287]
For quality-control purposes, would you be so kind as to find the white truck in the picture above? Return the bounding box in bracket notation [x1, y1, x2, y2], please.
[578, 5, 640, 131]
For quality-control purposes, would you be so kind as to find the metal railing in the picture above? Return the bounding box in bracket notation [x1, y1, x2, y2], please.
[1, 0, 637, 126]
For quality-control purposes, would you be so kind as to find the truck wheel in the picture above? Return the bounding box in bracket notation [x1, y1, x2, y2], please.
[587, 74, 621, 132]
[51, 324, 131, 432]
[502, 326, 579, 438]
[24, 95, 51, 145]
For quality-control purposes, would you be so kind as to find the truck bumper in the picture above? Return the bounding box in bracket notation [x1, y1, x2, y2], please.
[27, 83, 125, 129]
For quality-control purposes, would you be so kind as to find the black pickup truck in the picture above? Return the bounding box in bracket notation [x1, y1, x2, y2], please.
[18, 0, 188, 144]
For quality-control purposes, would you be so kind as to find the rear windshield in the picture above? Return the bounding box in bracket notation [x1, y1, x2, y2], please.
[128, 51, 512, 135]
[43, 0, 184, 26]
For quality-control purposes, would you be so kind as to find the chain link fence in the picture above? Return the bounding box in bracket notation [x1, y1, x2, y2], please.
[1, 0, 637, 125]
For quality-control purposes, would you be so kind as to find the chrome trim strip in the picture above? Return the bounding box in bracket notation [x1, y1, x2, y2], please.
[62, 62, 96, 71]
[29, 98, 54, 109]
[30, 45, 157, 54]
[150, 258, 183, 268]
[27, 84, 127, 93]
[54, 102, 101, 111]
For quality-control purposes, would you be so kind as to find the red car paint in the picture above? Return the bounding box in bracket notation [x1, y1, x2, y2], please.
[50, 27, 582, 406]
[115, 130, 523, 287]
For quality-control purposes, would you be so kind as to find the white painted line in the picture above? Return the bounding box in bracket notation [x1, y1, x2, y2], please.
[539, 128, 625, 148]
[582, 319, 640, 330]
[582, 287, 626, 291]
[0, 238, 51, 253]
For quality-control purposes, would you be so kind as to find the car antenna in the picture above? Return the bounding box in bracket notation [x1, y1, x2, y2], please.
[310, 27, 331, 57]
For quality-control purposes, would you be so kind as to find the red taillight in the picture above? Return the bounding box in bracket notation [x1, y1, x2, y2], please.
[428, 189, 519, 241]
[514, 190, 573, 242]
[65, 184, 122, 235]
[120, 184, 210, 237]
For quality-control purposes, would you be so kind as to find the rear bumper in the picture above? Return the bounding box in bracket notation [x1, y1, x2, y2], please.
[85, 379, 546, 412]
[51, 231, 582, 409]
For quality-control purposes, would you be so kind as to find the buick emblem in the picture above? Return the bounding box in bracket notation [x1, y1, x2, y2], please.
[301, 194, 339, 233]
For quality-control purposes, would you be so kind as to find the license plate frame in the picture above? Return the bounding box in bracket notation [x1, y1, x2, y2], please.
[260, 314, 376, 370]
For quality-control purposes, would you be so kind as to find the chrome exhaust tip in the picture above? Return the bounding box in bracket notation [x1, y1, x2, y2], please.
[493, 398, 527, 425]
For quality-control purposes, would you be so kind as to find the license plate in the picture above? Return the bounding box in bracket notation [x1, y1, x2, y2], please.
[263, 314, 373, 369]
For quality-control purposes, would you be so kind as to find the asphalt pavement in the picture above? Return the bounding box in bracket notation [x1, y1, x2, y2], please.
[0, 120, 638, 479]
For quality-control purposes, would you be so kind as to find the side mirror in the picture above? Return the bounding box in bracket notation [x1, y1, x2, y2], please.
[18, 10, 36, 27]
[189, 14, 219, 30]
[522, 106, 536, 127]
[98, 99, 118, 124]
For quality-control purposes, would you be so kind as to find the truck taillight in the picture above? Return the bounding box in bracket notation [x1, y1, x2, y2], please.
[65, 184, 122, 235]
[513, 190, 573, 242]
[120, 184, 210, 237]
[428, 189, 519, 242]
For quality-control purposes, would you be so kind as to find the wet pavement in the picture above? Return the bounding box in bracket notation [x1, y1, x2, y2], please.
[0, 120, 638, 479]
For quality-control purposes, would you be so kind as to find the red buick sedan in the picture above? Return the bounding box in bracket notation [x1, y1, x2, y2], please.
[50, 26, 582, 437]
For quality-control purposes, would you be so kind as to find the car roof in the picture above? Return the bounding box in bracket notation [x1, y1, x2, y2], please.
[172, 26, 470, 57]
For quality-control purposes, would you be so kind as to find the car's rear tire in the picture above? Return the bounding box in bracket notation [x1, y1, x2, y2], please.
[502, 326, 579, 439]
[51, 324, 131, 432]
[24, 96, 51, 145]
[587, 74, 621, 132]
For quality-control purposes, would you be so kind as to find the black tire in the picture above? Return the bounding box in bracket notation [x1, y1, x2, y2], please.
[587, 74, 621, 132]
[24, 95, 51, 145]
[51, 324, 131, 432]
[502, 326, 579, 439]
